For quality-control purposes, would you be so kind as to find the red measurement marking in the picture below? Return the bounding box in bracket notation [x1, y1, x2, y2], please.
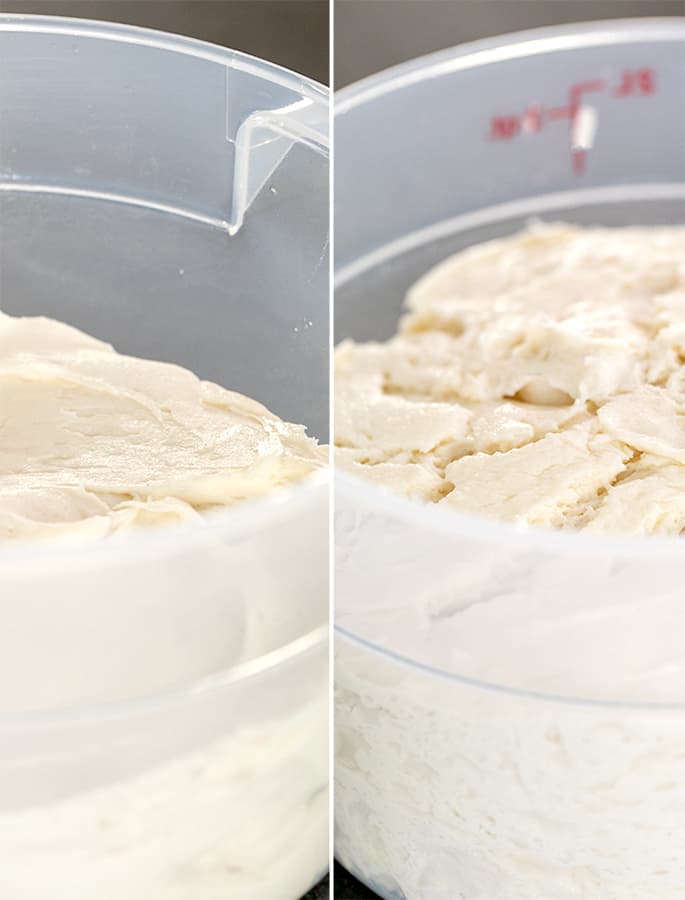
[572, 149, 586, 175]
[488, 66, 658, 174]
[521, 105, 543, 133]
[544, 82, 604, 132]
[547, 105, 573, 121]
[614, 68, 656, 97]
[569, 79, 605, 109]
[490, 115, 520, 140]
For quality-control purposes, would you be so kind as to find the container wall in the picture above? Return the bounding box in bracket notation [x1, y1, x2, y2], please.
[1, 484, 327, 712]
[0, 20, 329, 899]
[336, 634, 685, 900]
[0, 638, 328, 900]
[0, 22, 330, 437]
[335, 23, 685, 272]
[334, 21, 685, 900]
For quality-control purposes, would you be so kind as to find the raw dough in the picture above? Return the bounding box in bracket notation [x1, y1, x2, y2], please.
[0, 312, 325, 541]
[335, 223, 685, 535]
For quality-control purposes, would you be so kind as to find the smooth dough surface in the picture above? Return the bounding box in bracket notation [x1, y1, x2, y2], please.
[0, 312, 325, 541]
[334, 223, 685, 535]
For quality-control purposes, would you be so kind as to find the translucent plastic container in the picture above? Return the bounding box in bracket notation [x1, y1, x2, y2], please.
[334, 20, 685, 900]
[0, 16, 328, 900]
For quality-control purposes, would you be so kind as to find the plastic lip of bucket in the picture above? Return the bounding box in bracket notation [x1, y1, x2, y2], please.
[0, 14, 329, 234]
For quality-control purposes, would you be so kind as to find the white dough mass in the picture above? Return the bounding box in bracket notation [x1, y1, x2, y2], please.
[335, 223, 685, 900]
[335, 223, 685, 534]
[0, 313, 328, 899]
[0, 311, 325, 541]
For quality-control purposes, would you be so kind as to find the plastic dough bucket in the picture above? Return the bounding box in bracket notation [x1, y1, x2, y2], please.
[0, 16, 329, 900]
[335, 19, 685, 900]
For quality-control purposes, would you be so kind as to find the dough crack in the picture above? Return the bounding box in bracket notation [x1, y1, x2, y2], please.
[335, 224, 685, 535]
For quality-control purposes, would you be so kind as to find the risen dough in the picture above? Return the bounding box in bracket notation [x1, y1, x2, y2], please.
[0, 312, 325, 541]
[334, 223, 685, 534]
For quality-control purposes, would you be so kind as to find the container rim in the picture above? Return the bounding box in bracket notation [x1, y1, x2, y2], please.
[0, 623, 328, 733]
[335, 622, 685, 715]
[334, 17, 685, 713]
[335, 469, 685, 714]
[0, 10, 331, 574]
[0, 470, 328, 570]
[0, 14, 329, 231]
[335, 16, 685, 114]
[0, 473, 329, 726]
[0, 13, 329, 105]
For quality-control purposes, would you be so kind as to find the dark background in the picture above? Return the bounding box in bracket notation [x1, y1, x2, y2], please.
[335, 0, 685, 86]
[0, 0, 329, 83]
[334, 861, 377, 898]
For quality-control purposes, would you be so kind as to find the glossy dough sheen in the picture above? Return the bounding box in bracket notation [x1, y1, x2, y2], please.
[0, 312, 325, 541]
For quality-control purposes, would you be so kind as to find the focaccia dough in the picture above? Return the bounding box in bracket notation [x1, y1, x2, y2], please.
[0, 312, 325, 541]
[335, 223, 685, 535]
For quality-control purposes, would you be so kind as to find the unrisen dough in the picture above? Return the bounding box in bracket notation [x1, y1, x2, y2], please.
[335, 223, 685, 535]
[0, 312, 325, 541]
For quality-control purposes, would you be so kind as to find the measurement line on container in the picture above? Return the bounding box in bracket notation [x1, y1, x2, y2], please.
[488, 68, 657, 173]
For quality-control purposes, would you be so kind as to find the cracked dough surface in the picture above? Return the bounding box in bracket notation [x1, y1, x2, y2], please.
[335, 223, 685, 535]
[0, 312, 325, 542]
